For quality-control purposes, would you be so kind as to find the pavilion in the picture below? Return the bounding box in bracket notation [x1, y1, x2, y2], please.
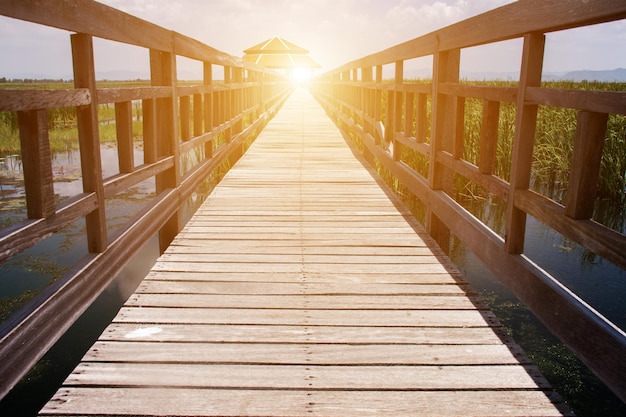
[243, 36, 320, 81]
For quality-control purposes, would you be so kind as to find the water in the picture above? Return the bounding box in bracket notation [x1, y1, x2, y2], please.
[0, 147, 625, 415]
[0, 146, 161, 415]
[449, 198, 626, 416]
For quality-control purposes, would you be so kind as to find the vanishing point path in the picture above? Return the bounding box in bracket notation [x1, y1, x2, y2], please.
[40, 88, 569, 416]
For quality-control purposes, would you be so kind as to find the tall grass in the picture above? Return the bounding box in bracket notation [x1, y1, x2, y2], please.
[437, 81, 624, 206]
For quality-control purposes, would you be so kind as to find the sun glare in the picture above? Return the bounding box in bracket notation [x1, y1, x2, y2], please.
[292, 67, 312, 84]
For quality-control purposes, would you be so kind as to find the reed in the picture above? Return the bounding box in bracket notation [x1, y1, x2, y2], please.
[418, 80, 625, 206]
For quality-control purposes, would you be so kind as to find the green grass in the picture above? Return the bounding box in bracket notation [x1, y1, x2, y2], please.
[397, 80, 626, 207]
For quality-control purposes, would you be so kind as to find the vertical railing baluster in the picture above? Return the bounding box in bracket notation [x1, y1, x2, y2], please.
[203, 62, 213, 158]
[479, 100, 500, 175]
[224, 66, 232, 143]
[565, 111, 608, 219]
[453, 96, 465, 158]
[17, 109, 55, 219]
[505, 33, 545, 254]
[416, 92, 427, 143]
[362, 66, 372, 137]
[193, 93, 203, 138]
[392, 60, 403, 160]
[115, 101, 134, 173]
[150, 48, 181, 252]
[427, 48, 460, 253]
[179, 95, 191, 141]
[405, 91, 415, 139]
[233, 67, 244, 136]
[142, 98, 157, 164]
[71, 33, 107, 253]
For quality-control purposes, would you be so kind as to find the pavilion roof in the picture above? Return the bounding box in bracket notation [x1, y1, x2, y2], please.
[243, 36, 320, 69]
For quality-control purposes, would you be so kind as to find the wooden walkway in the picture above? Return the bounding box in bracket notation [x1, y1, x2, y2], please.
[40, 89, 569, 416]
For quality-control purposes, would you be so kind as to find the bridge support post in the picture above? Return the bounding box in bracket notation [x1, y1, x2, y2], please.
[426, 48, 460, 254]
[71, 33, 107, 253]
[505, 33, 545, 254]
[203, 62, 214, 158]
[150, 48, 182, 253]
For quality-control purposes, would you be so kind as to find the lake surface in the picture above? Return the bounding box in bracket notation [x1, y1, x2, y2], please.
[0, 145, 624, 415]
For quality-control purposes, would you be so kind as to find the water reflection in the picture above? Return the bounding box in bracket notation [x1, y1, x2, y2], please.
[455, 194, 626, 330]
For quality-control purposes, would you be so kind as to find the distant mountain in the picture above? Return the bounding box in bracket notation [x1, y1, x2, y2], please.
[405, 68, 626, 82]
[558, 68, 626, 82]
[5, 68, 625, 83]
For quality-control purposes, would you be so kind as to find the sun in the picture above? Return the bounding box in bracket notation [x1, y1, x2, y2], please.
[292, 67, 312, 84]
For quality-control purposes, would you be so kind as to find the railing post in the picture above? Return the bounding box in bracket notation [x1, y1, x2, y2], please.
[203, 62, 213, 158]
[230, 66, 244, 164]
[233, 66, 244, 135]
[416, 92, 428, 143]
[150, 48, 181, 253]
[505, 33, 545, 254]
[179, 95, 191, 141]
[427, 48, 460, 253]
[71, 33, 107, 253]
[115, 101, 134, 172]
[392, 60, 404, 160]
[224, 66, 232, 143]
[453, 96, 465, 158]
[17, 109, 55, 219]
[479, 100, 500, 175]
[362, 66, 372, 136]
[142, 98, 157, 163]
[565, 111, 608, 219]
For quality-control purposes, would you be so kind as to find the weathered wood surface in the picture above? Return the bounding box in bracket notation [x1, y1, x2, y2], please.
[40, 88, 570, 416]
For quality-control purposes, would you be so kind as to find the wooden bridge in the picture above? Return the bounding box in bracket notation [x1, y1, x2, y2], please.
[0, 1, 625, 415]
[39, 87, 569, 416]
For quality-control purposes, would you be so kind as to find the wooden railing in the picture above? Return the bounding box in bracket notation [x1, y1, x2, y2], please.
[0, 0, 291, 398]
[312, 0, 626, 402]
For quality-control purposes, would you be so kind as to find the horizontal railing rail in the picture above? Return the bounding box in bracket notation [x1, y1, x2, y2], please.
[0, 0, 291, 399]
[311, 0, 626, 402]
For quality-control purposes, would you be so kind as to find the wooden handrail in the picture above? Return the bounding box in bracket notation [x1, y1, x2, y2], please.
[0, 0, 291, 399]
[312, 0, 626, 402]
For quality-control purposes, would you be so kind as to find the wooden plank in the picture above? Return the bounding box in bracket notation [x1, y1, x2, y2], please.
[335, 0, 625, 71]
[478, 99, 499, 175]
[17, 109, 55, 219]
[151, 261, 455, 274]
[0, 88, 90, 112]
[101, 322, 508, 345]
[115, 101, 134, 173]
[83, 341, 529, 365]
[156, 252, 450, 265]
[124, 294, 484, 311]
[97, 86, 172, 104]
[71, 33, 107, 253]
[114, 307, 493, 326]
[165, 244, 442, 256]
[40, 88, 566, 416]
[64, 362, 549, 390]
[564, 111, 608, 219]
[526, 87, 626, 115]
[136, 281, 471, 296]
[41, 388, 569, 417]
[143, 271, 463, 284]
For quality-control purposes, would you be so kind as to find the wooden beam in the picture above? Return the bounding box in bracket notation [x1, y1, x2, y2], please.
[504, 33, 544, 255]
[478, 100, 500, 175]
[0, 89, 90, 112]
[115, 101, 135, 173]
[71, 32, 107, 253]
[17, 109, 55, 219]
[565, 111, 608, 220]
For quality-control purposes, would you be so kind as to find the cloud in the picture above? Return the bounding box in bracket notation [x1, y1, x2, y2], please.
[1, 0, 623, 79]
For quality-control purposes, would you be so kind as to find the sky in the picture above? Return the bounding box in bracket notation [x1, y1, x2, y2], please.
[1, 0, 625, 80]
